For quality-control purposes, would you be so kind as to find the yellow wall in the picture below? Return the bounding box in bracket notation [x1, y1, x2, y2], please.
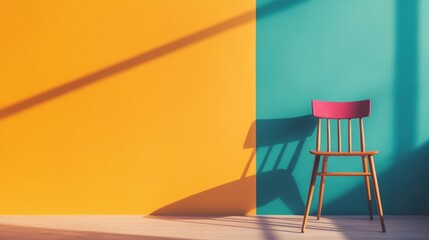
[0, 0, 255, 214]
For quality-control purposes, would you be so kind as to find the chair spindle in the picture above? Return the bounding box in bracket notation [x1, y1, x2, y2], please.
[360, 118, 365, 151]
[337, 119, 341, 152]
[327, 119, 331, 152]
[316, 118, 321, 151]
[348, 119, 352, 152]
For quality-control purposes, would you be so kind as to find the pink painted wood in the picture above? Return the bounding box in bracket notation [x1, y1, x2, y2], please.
[312, 100, 371, 119]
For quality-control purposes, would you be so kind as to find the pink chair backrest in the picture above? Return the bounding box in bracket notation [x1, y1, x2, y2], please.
[312, 100, 371, 119]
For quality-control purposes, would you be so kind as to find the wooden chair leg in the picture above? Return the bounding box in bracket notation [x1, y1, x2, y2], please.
[368, 155, 386, 232]
[301, 155, 321, 233]
[317, 157, 328, 220]
[362, 156, 373, 220]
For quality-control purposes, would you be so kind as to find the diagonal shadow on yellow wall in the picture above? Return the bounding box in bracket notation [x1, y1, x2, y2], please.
[0, 11, 253, 119]
[0, 0, 304, 120]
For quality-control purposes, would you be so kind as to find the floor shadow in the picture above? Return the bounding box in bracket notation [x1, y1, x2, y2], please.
[0, 224, 184, 240]
[146, 216, 303, 234]
[0, 0, 306, 120]
[146, 215, 343, 235]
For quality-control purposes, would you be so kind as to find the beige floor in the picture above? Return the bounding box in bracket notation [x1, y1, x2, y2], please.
[0, 215, 427, 239]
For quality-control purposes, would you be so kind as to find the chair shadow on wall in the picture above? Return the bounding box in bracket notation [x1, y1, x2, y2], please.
[255, 115, 316, 214]
[150, 115, 316, 216]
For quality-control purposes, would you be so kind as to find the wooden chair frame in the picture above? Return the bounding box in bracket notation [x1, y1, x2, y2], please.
[301, 100, 386, 233]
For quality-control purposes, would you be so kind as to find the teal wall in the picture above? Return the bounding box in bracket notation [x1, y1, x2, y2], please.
[256, 0, 429, 215]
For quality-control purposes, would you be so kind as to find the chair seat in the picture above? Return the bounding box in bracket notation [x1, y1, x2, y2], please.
[310, 150, 379, 156]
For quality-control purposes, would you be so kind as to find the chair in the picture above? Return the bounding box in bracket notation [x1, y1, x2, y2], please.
[301, 100, 386, 233]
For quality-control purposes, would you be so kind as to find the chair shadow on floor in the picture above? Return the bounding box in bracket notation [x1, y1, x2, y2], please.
[150, 115, 316, 216]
